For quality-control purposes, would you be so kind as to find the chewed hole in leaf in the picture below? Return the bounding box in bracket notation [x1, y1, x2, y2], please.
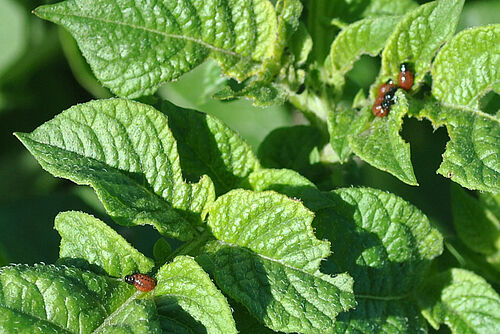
[480, 91, 500, 116]
[345, 55, 381, 96]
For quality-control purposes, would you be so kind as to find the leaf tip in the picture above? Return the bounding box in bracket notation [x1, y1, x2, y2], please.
[13, 132, 28, 143]
[31, 6, 45, 18]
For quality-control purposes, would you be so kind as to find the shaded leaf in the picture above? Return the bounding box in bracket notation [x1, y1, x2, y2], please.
[161, 100, 259, 195]
[258, 125, 327, 176]
[314, 187, 443, 333]
[327, 105, 361, 163]
[289, 22, 312, 66]
[231, 301, 277, 334]
[55, 211, 154, 277]
[16, 99, 215, 240]
[451, 185, 500, 256]
[153, 238, 171, 267]
[155, 256, 236, 334]
[248, 168, 333, 211]
[212, 80, 287, 106]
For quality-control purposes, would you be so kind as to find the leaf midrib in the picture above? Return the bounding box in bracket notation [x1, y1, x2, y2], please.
[92, 291, 141, 334]
[39, 9, 259, 64]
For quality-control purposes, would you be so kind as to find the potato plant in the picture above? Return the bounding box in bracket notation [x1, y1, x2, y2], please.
[0, 0, 499, 333]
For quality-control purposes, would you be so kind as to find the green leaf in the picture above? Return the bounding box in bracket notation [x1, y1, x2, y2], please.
[0, 264, 161, 333]
[325, 15, 401, 89]
[34, 0, 279, 98]
[376, 0, 464, 93]
[451, 185, 500, 255]
[160, 100, 259, 195]
[231, 302, 277, 334]
[258, 125, 327, 177]
[314, 187, 443, 333]
[213, 0, 303, 106]
[201, 189, 355, 334]
[331, 0, 465, 184]
[349, 91, 418, 185]
[410, 100, 500, 193]
[58, 28, 113, 99]
[362, 0, 418, 17]
[327, 105, 360, 163]
[153, 238, 172, 267]
[155, 256, 237, 334]
[16, 99, 215, 241]
[259, 0, 303, 79]
[432, 24, 500, 110]
[55, 211, 155, 277]
[213, 80, 288, 106]
[417, 268, 500, 333]
[289, 22, 313, 66]
[248, 168, 333, 211]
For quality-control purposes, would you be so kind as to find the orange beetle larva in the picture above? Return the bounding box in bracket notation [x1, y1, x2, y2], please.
[124, 273, 157, 292]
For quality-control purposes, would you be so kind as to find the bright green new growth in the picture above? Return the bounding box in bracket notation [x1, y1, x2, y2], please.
[432, 25, 500, 109]
[325, 16, 401, 89]
[155, 256, 237, 334]
[0, 264, 161, 333]
[16, 99, 215, 240]
[55, 211, 155, 277]
[202, 189, 355, 333]
[377, 0, 464, 93]
[34, 0, 279, 98]
[418, 268, 500, 333]
[327, 0, 464, 185]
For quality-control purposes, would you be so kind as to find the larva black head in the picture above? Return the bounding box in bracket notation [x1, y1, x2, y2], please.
[383, 86, 398, 103]
[400, 62, 410, 73]
[398, 62, 414, 90]
[124, 274, 136, 285]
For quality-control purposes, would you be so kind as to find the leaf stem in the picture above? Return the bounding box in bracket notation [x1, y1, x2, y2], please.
[355, 293, 410, 301]
[165, 229, 213, 262]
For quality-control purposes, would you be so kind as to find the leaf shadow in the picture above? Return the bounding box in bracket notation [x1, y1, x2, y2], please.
[155, 295, 208, 334]
[312, 190, 435, 326]
[160, 100, 248, 196]
[196, 247, 274, 332]
[253, 181, 434, 327]
[56, 257, 109, 276]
